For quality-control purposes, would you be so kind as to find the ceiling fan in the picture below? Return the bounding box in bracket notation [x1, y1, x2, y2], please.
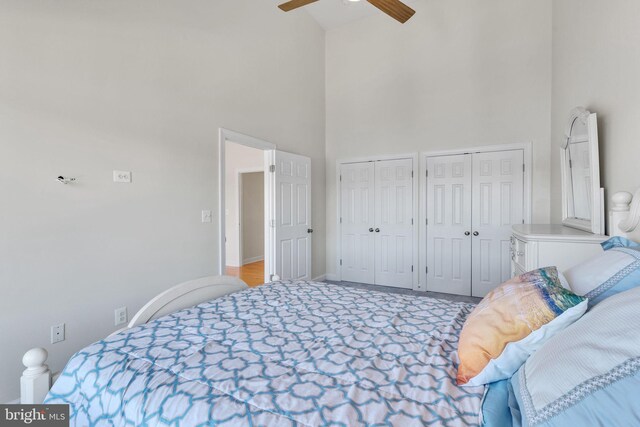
[278, 0, 416, 24]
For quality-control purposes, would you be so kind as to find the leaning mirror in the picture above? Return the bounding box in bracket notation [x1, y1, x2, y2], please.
[560, 107, 604, 234]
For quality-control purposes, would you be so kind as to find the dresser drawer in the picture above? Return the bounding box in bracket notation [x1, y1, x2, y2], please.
[511, 225, 608, 278]
[511, 236, 527, 271]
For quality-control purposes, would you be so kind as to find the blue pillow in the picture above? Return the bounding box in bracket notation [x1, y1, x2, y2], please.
[565, 236, 640, 306]
[481, 380, 513, 427]
[601, 235, 640, 251]
[507, 286, 640, 426]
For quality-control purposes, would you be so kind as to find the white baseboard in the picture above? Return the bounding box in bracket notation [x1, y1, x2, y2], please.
[312, 274, 327, 282]
[242, 256, 264, 265]
[325, 274, 339, 281]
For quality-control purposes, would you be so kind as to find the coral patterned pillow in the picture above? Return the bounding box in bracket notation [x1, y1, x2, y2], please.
[456, 267, 588, 386]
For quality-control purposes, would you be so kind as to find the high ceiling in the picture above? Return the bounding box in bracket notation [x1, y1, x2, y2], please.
[272, 0, 420, 30]
[303, 0, 379, 30]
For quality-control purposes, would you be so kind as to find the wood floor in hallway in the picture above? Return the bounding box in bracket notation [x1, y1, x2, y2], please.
[225, 260, 264, 287]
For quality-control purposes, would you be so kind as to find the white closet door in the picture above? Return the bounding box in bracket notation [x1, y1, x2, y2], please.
[426, 155, 473, 295]
[471, 150, 524, 297]
[274, 151, 312, 281]
[374, 159, 414, 289]
[340, 162, 376, 284]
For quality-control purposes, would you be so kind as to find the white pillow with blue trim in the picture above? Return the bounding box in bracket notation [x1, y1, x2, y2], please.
[508, 286, 640, 427]
[564, 236, 640, 306]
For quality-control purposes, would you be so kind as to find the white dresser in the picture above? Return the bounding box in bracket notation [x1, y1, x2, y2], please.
[511, 225, 608, 276]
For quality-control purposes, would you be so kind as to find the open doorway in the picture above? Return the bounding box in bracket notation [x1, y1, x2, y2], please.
[218, 128, 313, 285]
[224, 142, 266, 287]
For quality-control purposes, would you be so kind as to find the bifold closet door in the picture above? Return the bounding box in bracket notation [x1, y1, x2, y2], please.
[426, 155, 473, 295]
[340, 162, 376, 284]
[471, 150, 524, 297]
[374, 158, 414, 288]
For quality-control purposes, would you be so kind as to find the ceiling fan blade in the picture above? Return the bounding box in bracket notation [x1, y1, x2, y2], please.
[278, 0, 319, 12]
[366, 0, 415, 23]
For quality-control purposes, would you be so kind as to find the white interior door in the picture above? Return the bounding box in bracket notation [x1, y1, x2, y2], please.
[426, 155, 473, 295]
[374, 159, 414, 288]
[471, 150, 524, 297]
[340, 162, 376, 284]
[272, 151, 312, 281]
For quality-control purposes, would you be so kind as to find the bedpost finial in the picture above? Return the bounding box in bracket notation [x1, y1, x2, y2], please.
[611, 191, 633, 212]
[22, 348, 49, 376]
[21, 348, 51, 404]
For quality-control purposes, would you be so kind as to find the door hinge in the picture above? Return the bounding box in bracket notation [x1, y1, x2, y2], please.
[411, 218, 414, 225]
[523, 164, 525, 173]
[340, 217, 342, 224]
[426, 267, 428, 274]
[569, 159, 573, 169]
[340, 259, 343, 266]
[411, 265, 414, 272]
[426, 218, 428, 225]
[426, 170, 429, 177]
[269, 165, 276, 173]
[340, 174, 342, 182]
[411, 170, 414, 178]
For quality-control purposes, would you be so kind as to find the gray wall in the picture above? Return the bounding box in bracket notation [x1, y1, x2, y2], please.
[0, 0, 325, 402]
[241, 172, 265, 263]
[551, 0, 640, 223]
[325, 0, 553, 279]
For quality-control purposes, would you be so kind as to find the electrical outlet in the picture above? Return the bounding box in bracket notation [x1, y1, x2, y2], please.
[51, 324, 65, 344]
[115, 307, 128, 326]
[113, 170, 132, 183]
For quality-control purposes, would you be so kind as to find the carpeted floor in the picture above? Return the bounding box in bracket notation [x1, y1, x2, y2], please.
[326, 280, 482, 305]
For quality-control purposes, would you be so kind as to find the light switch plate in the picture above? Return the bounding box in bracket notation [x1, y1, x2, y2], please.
[113, 170, 132, 183]
[202, 210, 212, 223]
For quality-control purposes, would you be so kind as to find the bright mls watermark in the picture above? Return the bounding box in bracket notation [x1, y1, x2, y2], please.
[0, 405, 68, 426]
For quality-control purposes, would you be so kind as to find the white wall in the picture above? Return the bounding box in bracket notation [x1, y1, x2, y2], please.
[551, 0, 640, 223]
[224, 143, 264, 267]
[241, 172, 265, 263]
[0, 0, 325, 402]
[325, 0, 553, 279]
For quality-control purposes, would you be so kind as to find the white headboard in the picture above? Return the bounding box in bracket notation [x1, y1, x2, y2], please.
[609, 189, 640, 241]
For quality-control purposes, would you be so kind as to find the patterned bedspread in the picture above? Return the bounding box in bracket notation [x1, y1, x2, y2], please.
[46, 281, 484, 426]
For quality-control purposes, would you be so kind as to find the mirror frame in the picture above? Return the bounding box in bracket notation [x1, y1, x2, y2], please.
[560, 107, 604, 235]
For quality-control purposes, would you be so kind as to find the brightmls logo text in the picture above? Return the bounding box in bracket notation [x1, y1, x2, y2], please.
[0, 405, 68, 426]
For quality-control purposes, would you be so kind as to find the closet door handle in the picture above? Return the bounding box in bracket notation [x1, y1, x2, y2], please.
[473, 231, 479, 236]
[464, 231, 471, 236]
[369, 228, 374, 233]
[375, 228, 380, 233]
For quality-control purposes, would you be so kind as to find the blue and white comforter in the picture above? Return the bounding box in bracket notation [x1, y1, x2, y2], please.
[46, 281, 484, 426]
